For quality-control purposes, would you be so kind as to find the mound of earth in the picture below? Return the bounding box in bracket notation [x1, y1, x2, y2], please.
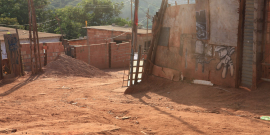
[43, 54, 109, 78]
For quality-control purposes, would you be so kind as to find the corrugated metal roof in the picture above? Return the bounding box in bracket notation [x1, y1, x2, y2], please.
[0, 26, 62, 41]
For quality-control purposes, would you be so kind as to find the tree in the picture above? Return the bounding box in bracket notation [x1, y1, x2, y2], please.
[78, 0, 124, 26]
[0, 0, 50, 26]
[0, 17, 19, 25]
[42, 0, 125, 39]
[109, 17, 132, 26]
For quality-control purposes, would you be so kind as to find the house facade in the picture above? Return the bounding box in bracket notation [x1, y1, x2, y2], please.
[150, 0, 269, 90]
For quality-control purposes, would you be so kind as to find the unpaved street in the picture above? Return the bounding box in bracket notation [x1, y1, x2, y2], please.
[0, 69, 270, 135]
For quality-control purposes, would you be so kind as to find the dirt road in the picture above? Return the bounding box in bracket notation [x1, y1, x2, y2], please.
[0, 69, 270, 134]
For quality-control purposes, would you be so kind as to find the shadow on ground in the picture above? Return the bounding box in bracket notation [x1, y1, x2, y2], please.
[0, 74, 42, 97]
[125, 75, 270, 121]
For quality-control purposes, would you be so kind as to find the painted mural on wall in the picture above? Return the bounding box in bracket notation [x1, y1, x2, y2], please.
[215, 46, 235, 79]
[196, 10, 207, 39]
[194, 40, 213, 72]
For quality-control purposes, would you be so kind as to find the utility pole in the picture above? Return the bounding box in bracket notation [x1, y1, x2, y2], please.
[30, 0, 42, 72]
[146, 8, 151, 52]
[131, 0, 133, 22]
[28, 0, 34, 74]
[133, 0, 139, 51]
[130, 0, 139, 86]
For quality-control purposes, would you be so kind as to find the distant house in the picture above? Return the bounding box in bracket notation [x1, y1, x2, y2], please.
[84, 25, 152, 52]
[0, 26, 62, 60]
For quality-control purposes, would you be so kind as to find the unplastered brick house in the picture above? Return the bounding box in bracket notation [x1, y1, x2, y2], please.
[148, 0, 270, 90]
[67, 25, 152, 69]
[0, 26, 63, 73]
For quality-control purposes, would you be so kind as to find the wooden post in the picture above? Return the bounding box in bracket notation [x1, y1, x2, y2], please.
[0, 42, 2, 80]
[135, 45, 142, 84]
[29, 0, 39, 74]
[143, 0, 168, 76]
[28, 0, 34, 74]
[16, 28, 24, 76]
[30, 0, 42, 72]
[133, 0, 139, 51]
[146, 8, 150, 51]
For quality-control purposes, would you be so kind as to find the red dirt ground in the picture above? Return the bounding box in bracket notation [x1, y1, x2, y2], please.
[0, 69, 270, 134]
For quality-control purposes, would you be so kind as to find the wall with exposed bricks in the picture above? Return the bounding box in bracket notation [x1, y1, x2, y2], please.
[73, 42, 131, 69]
[20, 40, 130, 71]
[68, 39, 87, 45]
[21, 43, 45, 71]
[110, 42, 131, 68]
[20, 42, 64, 71]
[87, 28, 151, 51]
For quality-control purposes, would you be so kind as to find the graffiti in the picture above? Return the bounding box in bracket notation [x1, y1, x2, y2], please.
[215, 46, 235, 79]
[7, 36, 18, 52]
[194, 40, 213, 72]
[196, 10, 207, 39]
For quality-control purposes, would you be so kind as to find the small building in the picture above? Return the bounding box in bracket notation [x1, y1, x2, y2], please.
[149, 0, 269, 90]
[84, 25, 152, 52]
[0, 26, 62, 60]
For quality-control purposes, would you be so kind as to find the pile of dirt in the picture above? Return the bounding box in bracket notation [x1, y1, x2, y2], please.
[43, 54, 109, 78]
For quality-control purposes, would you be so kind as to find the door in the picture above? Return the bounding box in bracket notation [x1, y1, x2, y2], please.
[241, 0, 254, 88]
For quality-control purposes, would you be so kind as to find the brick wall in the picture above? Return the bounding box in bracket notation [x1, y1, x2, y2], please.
[73, 42, 131, 69]
[21, 43, 44, 71]
[110, 42, 131, 68]
[90, 43, 109, 69]
[45, 42, 65, 64]
[68, 39, 87, 45]
[88, 29, 113, 44]
[87, 28, 151, 51]
[20, 42, 65, 71]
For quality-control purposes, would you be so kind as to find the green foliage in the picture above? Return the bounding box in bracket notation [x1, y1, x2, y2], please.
[109, 17, 132, 26]
[0, 17, 19, 25]
[48, 0, 83, 9]
[0, 0, 50, 26]
[43, 0, 124, 39]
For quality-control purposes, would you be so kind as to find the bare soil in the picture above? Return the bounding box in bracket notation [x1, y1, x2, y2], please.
[0, 69, 270, 134]
[43, 54, 109, 78]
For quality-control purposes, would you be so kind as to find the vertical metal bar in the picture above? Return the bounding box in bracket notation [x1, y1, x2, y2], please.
[28, 0, 34, 74]
[135, 45, 141, 84]
[108, 42, 111, 68]
[129, 49, 134, 86]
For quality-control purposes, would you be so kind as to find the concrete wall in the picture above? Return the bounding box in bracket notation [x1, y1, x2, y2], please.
[73, 42, 131, 69]
[153, 1, 240, 87]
